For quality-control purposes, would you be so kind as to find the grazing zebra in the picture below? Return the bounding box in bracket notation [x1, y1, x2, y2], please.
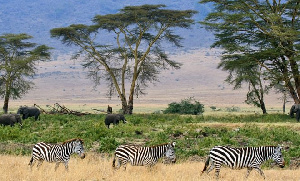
[201, 145, 285, 179]
[112, 142, 176, 169]
[28, 138, 85, 171]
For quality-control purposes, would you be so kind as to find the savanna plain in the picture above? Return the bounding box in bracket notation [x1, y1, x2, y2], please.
[0, 113, 300, 181]
[1, 50, 299, 181]
[1, 154, 299, 181]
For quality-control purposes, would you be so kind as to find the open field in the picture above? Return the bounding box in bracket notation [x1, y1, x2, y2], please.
[0, 154, 298, 181]
[7, 49, 287, 114]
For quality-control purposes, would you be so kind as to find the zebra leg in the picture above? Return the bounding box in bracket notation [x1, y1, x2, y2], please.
[246, 167, 253, 178]
[36, 160, 44, 170]
[143, 158, 155, 168]
[122, 161, 128, 170]
[254, 167, 265, 179]
[145, 160, 157, 171]
[214, 163, 221, 179]
[201, 156, 210, 175]
[113, 157, 121, 170]
[64, 161, 69, 171]
[28, 157, 36, 171]
[55, 162, 60, 171]
[206, 161, 215, 174]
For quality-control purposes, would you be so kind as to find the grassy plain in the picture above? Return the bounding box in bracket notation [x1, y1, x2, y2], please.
[0, 154, 298, 181]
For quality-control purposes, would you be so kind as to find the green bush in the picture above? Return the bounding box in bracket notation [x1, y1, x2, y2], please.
[98, 137, 119, 153]
[163, 97, 204, 115]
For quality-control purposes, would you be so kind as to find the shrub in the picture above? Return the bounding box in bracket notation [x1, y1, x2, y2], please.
[98, 137, 119, 153]
[163, 97, 204, 115]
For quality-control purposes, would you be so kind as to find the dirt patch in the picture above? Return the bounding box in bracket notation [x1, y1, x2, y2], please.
[289, 158, 300, 170]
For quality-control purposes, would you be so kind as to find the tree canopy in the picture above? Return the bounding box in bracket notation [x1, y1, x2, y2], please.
[200, 0, 300, 111]
[0, 33, 51, 113]
[51, 4, 197, 114]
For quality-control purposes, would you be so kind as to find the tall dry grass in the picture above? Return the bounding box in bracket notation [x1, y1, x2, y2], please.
[0, 154, 298, 181]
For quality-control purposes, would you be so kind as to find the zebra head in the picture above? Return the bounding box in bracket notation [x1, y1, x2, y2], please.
[164, 142, 176, 164]
[73, 139, 85, 159]
[272, 146, 285, 168]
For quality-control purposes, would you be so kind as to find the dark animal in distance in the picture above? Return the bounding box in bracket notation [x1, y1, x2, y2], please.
[201, 145, 285, 179]
[105, 114, 126, 128]
[289, 104, 300, 122]
[17, 106, 40, 121]
[0, 114, 22, 128]
[107, 105, 112, 114]
[28, 138, 85, 171]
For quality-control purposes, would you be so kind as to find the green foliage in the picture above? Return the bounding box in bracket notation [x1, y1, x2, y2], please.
[200, 0, 300, 107]
[163, 97, 204, 115]
[98, 137, 119, 153]
[0, 33, 52, 113]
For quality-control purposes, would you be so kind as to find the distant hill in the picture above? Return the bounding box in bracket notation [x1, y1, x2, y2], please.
[0, 0, 214, 55]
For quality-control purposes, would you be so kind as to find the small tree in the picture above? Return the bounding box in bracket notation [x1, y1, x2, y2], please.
[164, 97, 204, 115]
[219, 58, 270, 114]
[0, 33, 51, 113]
[50, 4, 197, 114]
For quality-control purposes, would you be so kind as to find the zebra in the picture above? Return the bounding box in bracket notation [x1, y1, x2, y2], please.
[28, 138, 85, 171]
[201, 145, 285, 179]
[112, 142, 176, 170]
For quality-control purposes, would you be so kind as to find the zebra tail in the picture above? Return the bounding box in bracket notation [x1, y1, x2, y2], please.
[112, 153, 116, 168]
[201, 156, 210, 174]
[28, 157, 33, 165]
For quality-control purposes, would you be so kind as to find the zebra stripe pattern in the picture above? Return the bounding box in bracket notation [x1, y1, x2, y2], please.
[202, 145, 285, 179]
[112, 142, 176, 169]
[28, 138, 85, 171]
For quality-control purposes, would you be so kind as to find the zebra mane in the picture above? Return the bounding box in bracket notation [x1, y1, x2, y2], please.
[150, 143, 168, 148]
[62, 138, 84, 145]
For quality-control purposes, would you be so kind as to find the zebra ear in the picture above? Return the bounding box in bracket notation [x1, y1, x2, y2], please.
[76, 138, 84, 144]
[171, 142, 176, 147]
[276, 144, 286, 151]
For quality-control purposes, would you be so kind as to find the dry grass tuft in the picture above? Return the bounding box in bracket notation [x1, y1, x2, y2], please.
[1, 154, 299, 181]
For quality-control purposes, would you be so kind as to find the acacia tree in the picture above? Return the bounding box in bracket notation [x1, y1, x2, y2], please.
[219, 58, 270, 113]
[51, 4, 197, 114]
[0, 33, 51, 113]
[200, 0, 300, 111]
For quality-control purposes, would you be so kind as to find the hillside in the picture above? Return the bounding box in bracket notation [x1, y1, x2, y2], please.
[9, 49, 285, 113]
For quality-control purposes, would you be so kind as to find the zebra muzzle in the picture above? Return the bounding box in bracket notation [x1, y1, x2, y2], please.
[80, 153, 86, 159]
[280, 160, 285, 168]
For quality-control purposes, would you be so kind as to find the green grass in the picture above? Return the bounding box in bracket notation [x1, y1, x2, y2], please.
[0, 113, 299, 167]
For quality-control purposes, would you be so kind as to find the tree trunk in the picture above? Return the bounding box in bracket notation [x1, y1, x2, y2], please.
[127, 94, 133, 115]
[122, 95, 133, 115]
[260, 99, 267, 114]
[3, 81, 10, 114]
[3, 94, 9, 114]
[286, 81, 300, 104]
